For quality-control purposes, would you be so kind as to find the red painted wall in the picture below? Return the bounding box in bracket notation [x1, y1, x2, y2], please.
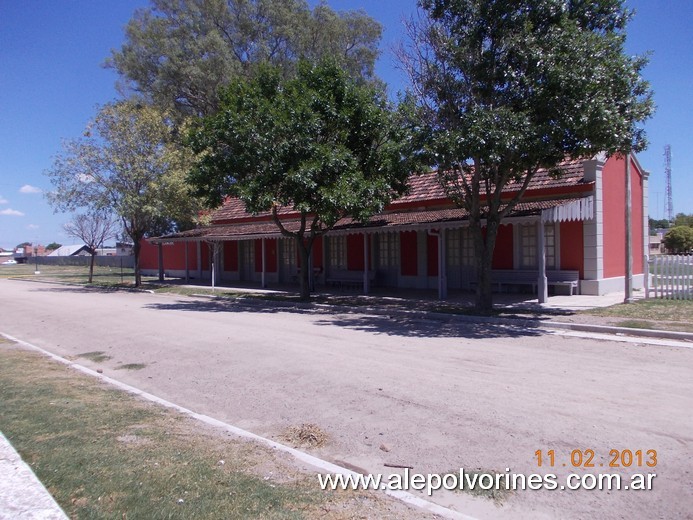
[602, 156, 627, 278]
[347, 234, 364, 270]
[141, 240, 199, 271]
[400, 231, 418, 276]
[254, 239, 277, 273]
[223, 241, 238, 271]
[602, 155, 645, 277]
[492, 224, 514, 269]
[427, 233, 438, 276]
[139, 239, 158, 269]
[560, 221, 584, 278]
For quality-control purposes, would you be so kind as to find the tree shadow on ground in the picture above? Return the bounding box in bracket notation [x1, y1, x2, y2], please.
[311, 313, 544, 339]
[29, 285, 548, 339]
[29, 286, 144, 294]
[140, 296, 544, 339]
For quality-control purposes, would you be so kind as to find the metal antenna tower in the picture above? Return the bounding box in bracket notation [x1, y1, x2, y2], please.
[664, 145, 673, 222]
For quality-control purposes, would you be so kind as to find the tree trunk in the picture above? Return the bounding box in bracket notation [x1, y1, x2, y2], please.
[470, 216, 500, 314]
[89, 252, 96, 284]
[296, 235, 314, 301]
[133, 239, 142, 287]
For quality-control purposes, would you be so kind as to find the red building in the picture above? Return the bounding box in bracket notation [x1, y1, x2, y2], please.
[142, 154, 648, 298]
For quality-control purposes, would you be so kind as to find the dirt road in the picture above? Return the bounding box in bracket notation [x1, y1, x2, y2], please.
[1, 279, 691, 519]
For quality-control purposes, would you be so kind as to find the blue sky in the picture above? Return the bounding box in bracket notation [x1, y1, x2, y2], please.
[1, 0, 691, 250]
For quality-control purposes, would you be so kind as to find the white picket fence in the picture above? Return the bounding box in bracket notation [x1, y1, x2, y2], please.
[647, 254, 693, 300]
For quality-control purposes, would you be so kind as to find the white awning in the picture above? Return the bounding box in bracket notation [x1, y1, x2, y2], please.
[541, 196, 593, 223]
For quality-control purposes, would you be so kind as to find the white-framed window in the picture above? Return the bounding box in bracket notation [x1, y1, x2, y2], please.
[460, 227, 475, 266]
[447, 229, 461, 267]
[329, 235, 347, 269]
[544, 224, 557, 269]
[519, 223, 556, 269]
[378, 232, 399, 268]
[281, 238, 296, 267]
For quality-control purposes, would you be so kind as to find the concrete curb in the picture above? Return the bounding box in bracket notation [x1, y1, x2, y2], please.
[0, 431, 68, 520]
[190, 293, 693, 343]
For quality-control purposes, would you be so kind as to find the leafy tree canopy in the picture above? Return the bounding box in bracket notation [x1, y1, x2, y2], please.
[108, 0, 383, 116]
[45, 99, 202, 285]
[663, 226, 693, 254]
[648, 217, 669, 233]
[188, 60, 418, 298]
[45, 242, 62, 251]
[673, 212, 693, 228]
[401, 0, 654, 312]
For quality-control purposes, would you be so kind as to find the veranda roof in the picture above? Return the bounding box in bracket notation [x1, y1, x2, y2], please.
[151, 196, 593, 243]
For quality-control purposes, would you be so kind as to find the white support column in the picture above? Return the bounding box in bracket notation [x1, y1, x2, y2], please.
[184, 242, 189, 282]
[537, 217, 548, 303]
[625, 153, 634, 303]
[582, 157, 605, 295]
[363, 233, 370, 295]
[438, 229, 447, 300]
[261, 238, 267, 288]
[211, 243, 216, 291]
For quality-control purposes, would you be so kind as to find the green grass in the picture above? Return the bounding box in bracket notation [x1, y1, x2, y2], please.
[0, 263, 144, 285]
[0, 342, 399, 519]
[77, 351, 113, 363]
[584, 298, 693, 332]
[115, 363, 148, 371]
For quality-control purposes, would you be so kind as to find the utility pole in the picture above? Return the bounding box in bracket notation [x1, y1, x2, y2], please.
[664, 145, 673, 222]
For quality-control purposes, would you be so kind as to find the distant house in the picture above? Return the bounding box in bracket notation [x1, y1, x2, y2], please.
[141, 154, 649, 298]
[649, 233, 665, 255]
[115, 242, 134, 256]
[48, 244, 93, 257]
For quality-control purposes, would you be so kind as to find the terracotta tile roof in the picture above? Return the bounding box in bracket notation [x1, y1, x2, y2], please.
[155, 197, 588, 241]
[211, 198, 299, 223]
[210, 158, 590, 223]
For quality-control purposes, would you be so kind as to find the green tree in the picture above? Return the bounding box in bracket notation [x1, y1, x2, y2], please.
[63, 211, 119, 283]
[45, 242, 62, 251]
[401, 0, 653, 313]
[663, 226, 693, 254]
[673, 213, 693, 228]
[648, 217, 670, 234]
[46, 100, 201, 286]
[188, 60, 416, 300]
[108, 0, 382, 116]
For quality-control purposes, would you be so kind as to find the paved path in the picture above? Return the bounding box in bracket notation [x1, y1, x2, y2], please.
[0, 279, 691, 520]
[0, 432, 67, 520]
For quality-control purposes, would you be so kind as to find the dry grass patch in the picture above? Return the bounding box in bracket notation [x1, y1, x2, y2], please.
[436, 468, 513, 504]
[280, 423, 330, 449]
[77, 351, 113, 363]
[114, 362, 148, 371]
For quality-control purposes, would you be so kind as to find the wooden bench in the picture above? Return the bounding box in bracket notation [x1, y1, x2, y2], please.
[326, 269, 375, 291]
[546, 270, 580, 295]
[489, 269, 580, 295]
